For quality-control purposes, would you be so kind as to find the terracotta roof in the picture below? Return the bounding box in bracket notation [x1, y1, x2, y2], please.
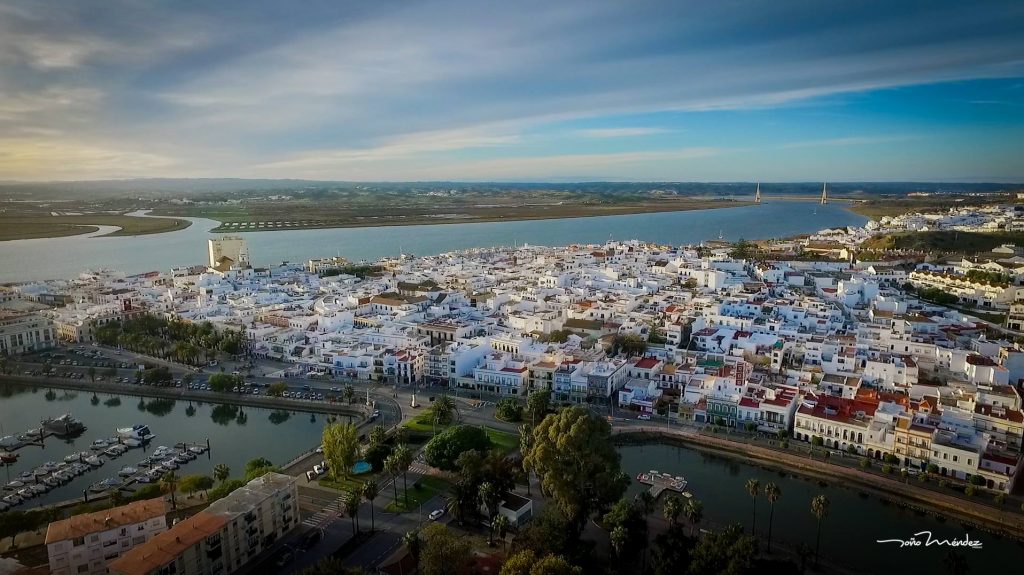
[108, 512, 228, 575]
[634, 357, 660, 370]
[46, 498, 166, 545]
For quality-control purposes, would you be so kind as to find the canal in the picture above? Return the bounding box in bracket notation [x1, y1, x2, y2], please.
[619, 442, 1024, 573]
[0, 382, 339, 508]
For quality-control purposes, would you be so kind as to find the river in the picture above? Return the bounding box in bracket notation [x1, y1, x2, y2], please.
[619, 442, 1023, 573]
[0, 201, 864, 282]
[0, 382, 336, 508]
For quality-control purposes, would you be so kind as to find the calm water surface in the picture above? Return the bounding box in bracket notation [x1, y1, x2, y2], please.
[619, 443, 1022, 573]
[0, 201, 864, 282]
[0, 382, 333, 507]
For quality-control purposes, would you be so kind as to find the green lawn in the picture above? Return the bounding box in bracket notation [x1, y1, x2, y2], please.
[486, 428, 520, 454]
[385, 475, 451, 513]
[318, 474, 374, 493]
[403, 412, 450, 434]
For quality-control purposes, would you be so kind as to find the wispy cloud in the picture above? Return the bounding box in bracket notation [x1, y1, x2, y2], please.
[776, 135, 920, 149]
[575, 127, 672, 138]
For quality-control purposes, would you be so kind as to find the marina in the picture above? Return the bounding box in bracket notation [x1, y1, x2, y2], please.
[0, 382, 328, 508]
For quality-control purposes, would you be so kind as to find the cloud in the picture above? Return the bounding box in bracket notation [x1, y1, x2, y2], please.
[575, 128, 672, 138]
[0, 0, 1022, 180]
[776, 135, 920, 149]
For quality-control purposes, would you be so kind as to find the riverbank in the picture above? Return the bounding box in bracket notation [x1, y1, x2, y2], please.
[613, 427, 1024, 541]
[0, 213, 191, 242]
[154, 199, 754, 233]
[0, 375, 366, 418]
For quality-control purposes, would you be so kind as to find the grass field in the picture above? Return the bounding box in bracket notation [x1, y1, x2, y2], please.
[153, 197, 751, 232]
[318, 471, 377, 493]
[0, 214, 191, 241]
[404, 413, 449, 434]
[385, 475, 451, 513]
[485, 428, 520, 454]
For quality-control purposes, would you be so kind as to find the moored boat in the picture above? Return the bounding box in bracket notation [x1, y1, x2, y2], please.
[42, 414, 87, 438]
[116, 425, 155, 442]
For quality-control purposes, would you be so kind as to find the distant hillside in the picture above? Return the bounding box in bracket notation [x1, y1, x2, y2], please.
[861, 230, 1024, 254]
[0, 179, 1020, 201]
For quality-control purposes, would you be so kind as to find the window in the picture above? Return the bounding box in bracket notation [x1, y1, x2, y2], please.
[77, 565, 89, 574]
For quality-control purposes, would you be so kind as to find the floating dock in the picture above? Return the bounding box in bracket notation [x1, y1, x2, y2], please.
[636, 470, 688, 499]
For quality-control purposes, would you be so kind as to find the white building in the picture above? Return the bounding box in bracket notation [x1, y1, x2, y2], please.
[208, 236, 250, 268]
[0, 311, 57, 354]
[109, 473, 298, 575]
[45, 498, 167, 575]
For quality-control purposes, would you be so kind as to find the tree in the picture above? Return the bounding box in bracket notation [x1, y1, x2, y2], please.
[764, 482, 781, 553]
[384, 453, 401, 505]
[344, 384, 355, 405]
[479, 481, 500, 546]
[501, 550, 538, 575]
[811, 495, 829, 568]
[362, 480, 379, 532]
[684, 498, 704, 537]
[394, 444, 414, 507]
[423, 425, 491, 471]
[527, 389, 552, 426]
[322, 422, 360, 480]
[296, 557, 365, 575]
[602, 498, 649, 564]
[343, 489, 361, 534]
[650, 524, 693, 575]
[268, 382, 288, 397]
[244, 457, 277, 480]
[523, 407, 628, 537]
[496, 398, 524, 422]
[663, 495, 683, 526]
[493, 514, 511, 552]
[610, 525, 628, 561]
[369, 425, 387, 447]
[419, 523, 471, 575]
[745, 478, 760, 535]
[213, 464, 231, 484]
[0, 509, 52, 548]
[730, 238, 755, 260]
[160, 471, 178, 509]
[179, 474, 214, 498]
[88, 366, 96, 382]
[431, 394, 456, 426]
[687, 524, 758, 575]
[531, 555, 582, 575]
[402, 530, 422, 565]
[208, 372, 243, 392]
[109, 489, 124, 509]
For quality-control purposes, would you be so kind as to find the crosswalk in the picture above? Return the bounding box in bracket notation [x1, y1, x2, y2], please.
[302, 496, 343, 528]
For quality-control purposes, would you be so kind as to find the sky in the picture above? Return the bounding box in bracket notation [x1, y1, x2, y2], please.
[1, 0, 1022, 183]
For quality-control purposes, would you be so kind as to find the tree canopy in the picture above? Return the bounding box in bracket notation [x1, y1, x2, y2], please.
[423, 425, 491, 471]
[523, 407, 628, 536]
[322, 422, 361, 479]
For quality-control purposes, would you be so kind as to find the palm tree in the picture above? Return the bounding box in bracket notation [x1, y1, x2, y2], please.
[344, 490, 361, 534]
[160, 471, 178, 509]
[493, 515, 511, 552]
[402, 530, 421, 564]
[362, 480, 379, 532]
[663, 495, 683, 526]
[213, 464, 231, 484]
[394, 444, 413, 507]
[432, 394, 455, 428]
[764, 482, 781, 553]
[344, 385, 355, 405]
[811, 494, 830, 568]
[384, 454, 401, 506]
[746, 478, 760, 535]
[479, 481, 498, 546]
[518, 424, 533, 495]
[683, 498, 703, 537]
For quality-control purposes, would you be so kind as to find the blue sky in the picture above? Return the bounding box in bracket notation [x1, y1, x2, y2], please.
[0, 0, 1022, 182]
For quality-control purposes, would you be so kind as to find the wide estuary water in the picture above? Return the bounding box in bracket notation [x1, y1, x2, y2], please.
[619, 443, 1023, 573]
[0, 201, 864, 282]
[0, 383, 331, 507]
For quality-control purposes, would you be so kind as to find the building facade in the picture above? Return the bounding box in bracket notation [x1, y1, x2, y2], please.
[45, 499, 167, 575]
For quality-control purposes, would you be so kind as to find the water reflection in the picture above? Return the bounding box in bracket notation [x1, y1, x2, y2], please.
[211, 404, 239, 425]
[269, 410, 291, 425]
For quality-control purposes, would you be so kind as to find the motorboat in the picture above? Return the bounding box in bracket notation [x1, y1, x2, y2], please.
[146, 468, 164, 481]
[17, 487, 35, 499]
[84, 455, 103, 467]
[105, 444, 128, 457]
[116, 425, 155, 442]
[0, 451, 17, 463]
[30, 483, 50, 494]
[136, 474, 151, 484]
[64, 451, 89, 463]
[174, 453, 191, 463]
[43, 476, 61, 487]
[31, 467, 49, 477]
[18, 471, 33, 481]
[118, 466, 138, 477]
[41, 461, 62, 473]
[42, 414, 87, 437]
[121, 437, 143, 448]
[0, 436, 21, 449]
[3, 494, 22, 505]
[4, 480, 25, 490]
[70, 462, 90, 475]
[187, 445, 207, 454]
[23, 428, 42, 438]
[90, 477, 123, 493]
[161, 459, 178, 470]
[90, 439, 109, 451]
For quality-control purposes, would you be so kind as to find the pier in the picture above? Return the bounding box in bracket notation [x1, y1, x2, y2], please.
[636, 470, 689, 499]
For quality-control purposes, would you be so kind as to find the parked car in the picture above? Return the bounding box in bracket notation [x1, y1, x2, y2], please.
[428, 508, 446, 521]
[637, 414, 652, 421]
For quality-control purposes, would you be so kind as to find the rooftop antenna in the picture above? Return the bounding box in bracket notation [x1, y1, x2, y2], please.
[754, 182, 761, 204]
